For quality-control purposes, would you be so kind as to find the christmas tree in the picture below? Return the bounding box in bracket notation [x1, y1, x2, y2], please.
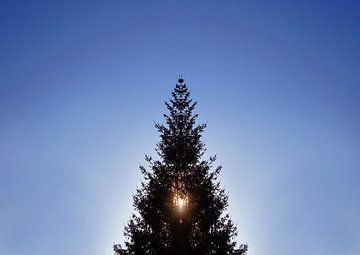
[114, 78, 247, 255]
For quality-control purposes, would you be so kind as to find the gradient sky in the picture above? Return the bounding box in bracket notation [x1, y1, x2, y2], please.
[1, 1, 359, 255]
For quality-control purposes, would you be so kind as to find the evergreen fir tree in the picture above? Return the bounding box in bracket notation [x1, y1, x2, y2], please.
[114, 78, 247, 255]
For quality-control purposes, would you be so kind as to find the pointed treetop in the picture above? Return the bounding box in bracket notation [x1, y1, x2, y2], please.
[178, 73, 184, 84]
[168, 78, 192, 112]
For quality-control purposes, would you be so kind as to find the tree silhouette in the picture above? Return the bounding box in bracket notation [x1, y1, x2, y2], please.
[115, 78, 247, 255]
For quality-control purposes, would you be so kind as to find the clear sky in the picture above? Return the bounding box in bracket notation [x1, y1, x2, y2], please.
[1, 1, 359, 255]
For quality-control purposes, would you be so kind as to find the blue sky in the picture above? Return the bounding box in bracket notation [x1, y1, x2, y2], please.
[1, 1, 359, 255]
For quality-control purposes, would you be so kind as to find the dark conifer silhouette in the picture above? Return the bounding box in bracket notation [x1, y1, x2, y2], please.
[115, 78, 247, 255]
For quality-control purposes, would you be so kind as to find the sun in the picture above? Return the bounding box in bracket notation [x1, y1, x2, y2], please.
[173, 194, 189, 209]
[177, 198, 185, 208]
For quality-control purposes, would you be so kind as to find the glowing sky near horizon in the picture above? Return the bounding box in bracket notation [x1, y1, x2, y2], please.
[1, 1, 359, 255]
